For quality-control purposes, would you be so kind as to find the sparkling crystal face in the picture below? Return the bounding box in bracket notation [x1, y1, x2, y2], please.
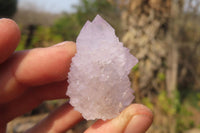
[66, 15, 138, 120]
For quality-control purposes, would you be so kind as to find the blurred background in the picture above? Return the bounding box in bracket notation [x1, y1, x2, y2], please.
[1, 0, 200, 132]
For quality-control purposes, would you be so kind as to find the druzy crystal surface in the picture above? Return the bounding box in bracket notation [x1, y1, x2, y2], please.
[66, 15, 138, 120]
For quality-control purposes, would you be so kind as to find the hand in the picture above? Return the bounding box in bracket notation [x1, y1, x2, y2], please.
[0, 18, 153, 133]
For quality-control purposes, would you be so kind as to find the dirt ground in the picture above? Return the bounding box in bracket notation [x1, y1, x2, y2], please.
[7, 105, 200, 133]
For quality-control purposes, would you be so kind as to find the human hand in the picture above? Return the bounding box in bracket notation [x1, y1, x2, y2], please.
[0, 18, 153, 133]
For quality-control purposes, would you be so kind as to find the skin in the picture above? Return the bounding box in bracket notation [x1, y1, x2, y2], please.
[0, 18, 153, 133]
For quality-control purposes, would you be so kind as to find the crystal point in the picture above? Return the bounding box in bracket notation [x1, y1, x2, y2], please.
[66, 15, 138, 120]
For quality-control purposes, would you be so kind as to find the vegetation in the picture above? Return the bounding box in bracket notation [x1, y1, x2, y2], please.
[0, 0, 17, 18]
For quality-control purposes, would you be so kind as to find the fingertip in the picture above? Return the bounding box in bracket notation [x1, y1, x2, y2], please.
[0, 18, 20, 63]
[124, 115, 153, 133]
[123, 104, 153, 133]
[85, 104, 153, 133]
[52, 41, 76, 62]
[61, 41, 76, 57]
[125, 104, 153, 118]
[14, 41, 76, 86]
[113, 104, 153, 132]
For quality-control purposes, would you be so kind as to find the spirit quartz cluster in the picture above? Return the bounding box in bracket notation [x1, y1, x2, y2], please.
[66, 15, 138, 120]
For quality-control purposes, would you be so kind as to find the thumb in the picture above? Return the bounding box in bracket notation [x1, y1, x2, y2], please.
[85, 104, 153, 133]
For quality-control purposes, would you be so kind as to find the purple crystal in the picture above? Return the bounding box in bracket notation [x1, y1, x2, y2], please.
[66, 15, 138, 120]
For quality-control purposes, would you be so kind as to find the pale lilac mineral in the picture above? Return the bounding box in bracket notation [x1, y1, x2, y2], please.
[66, 15, 138, 120]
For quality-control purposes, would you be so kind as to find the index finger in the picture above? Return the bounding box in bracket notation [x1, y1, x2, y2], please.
[0, 42, 76, 103]
[0, 18, 20, 64]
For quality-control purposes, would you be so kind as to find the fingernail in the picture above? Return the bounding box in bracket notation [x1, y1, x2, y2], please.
[0, 18, 5, 22]
[52, 41, 70, 47]
[124, 115, 152, 133]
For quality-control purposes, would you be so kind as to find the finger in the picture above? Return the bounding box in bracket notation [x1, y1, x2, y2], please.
[0, 18, 20, 64]
[26, 103, 83, 133]
[0, 80, 68, 122]
[15, 41, 76, 86]
[0, 123, 6, 133]
[85, 104, 153, 133]
[0, 42, 76, 103]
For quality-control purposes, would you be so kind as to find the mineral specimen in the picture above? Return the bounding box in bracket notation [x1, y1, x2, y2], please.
[66, 15, 138, 120]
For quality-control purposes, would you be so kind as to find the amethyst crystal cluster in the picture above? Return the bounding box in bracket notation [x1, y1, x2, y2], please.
[66, 15, 138, 120]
